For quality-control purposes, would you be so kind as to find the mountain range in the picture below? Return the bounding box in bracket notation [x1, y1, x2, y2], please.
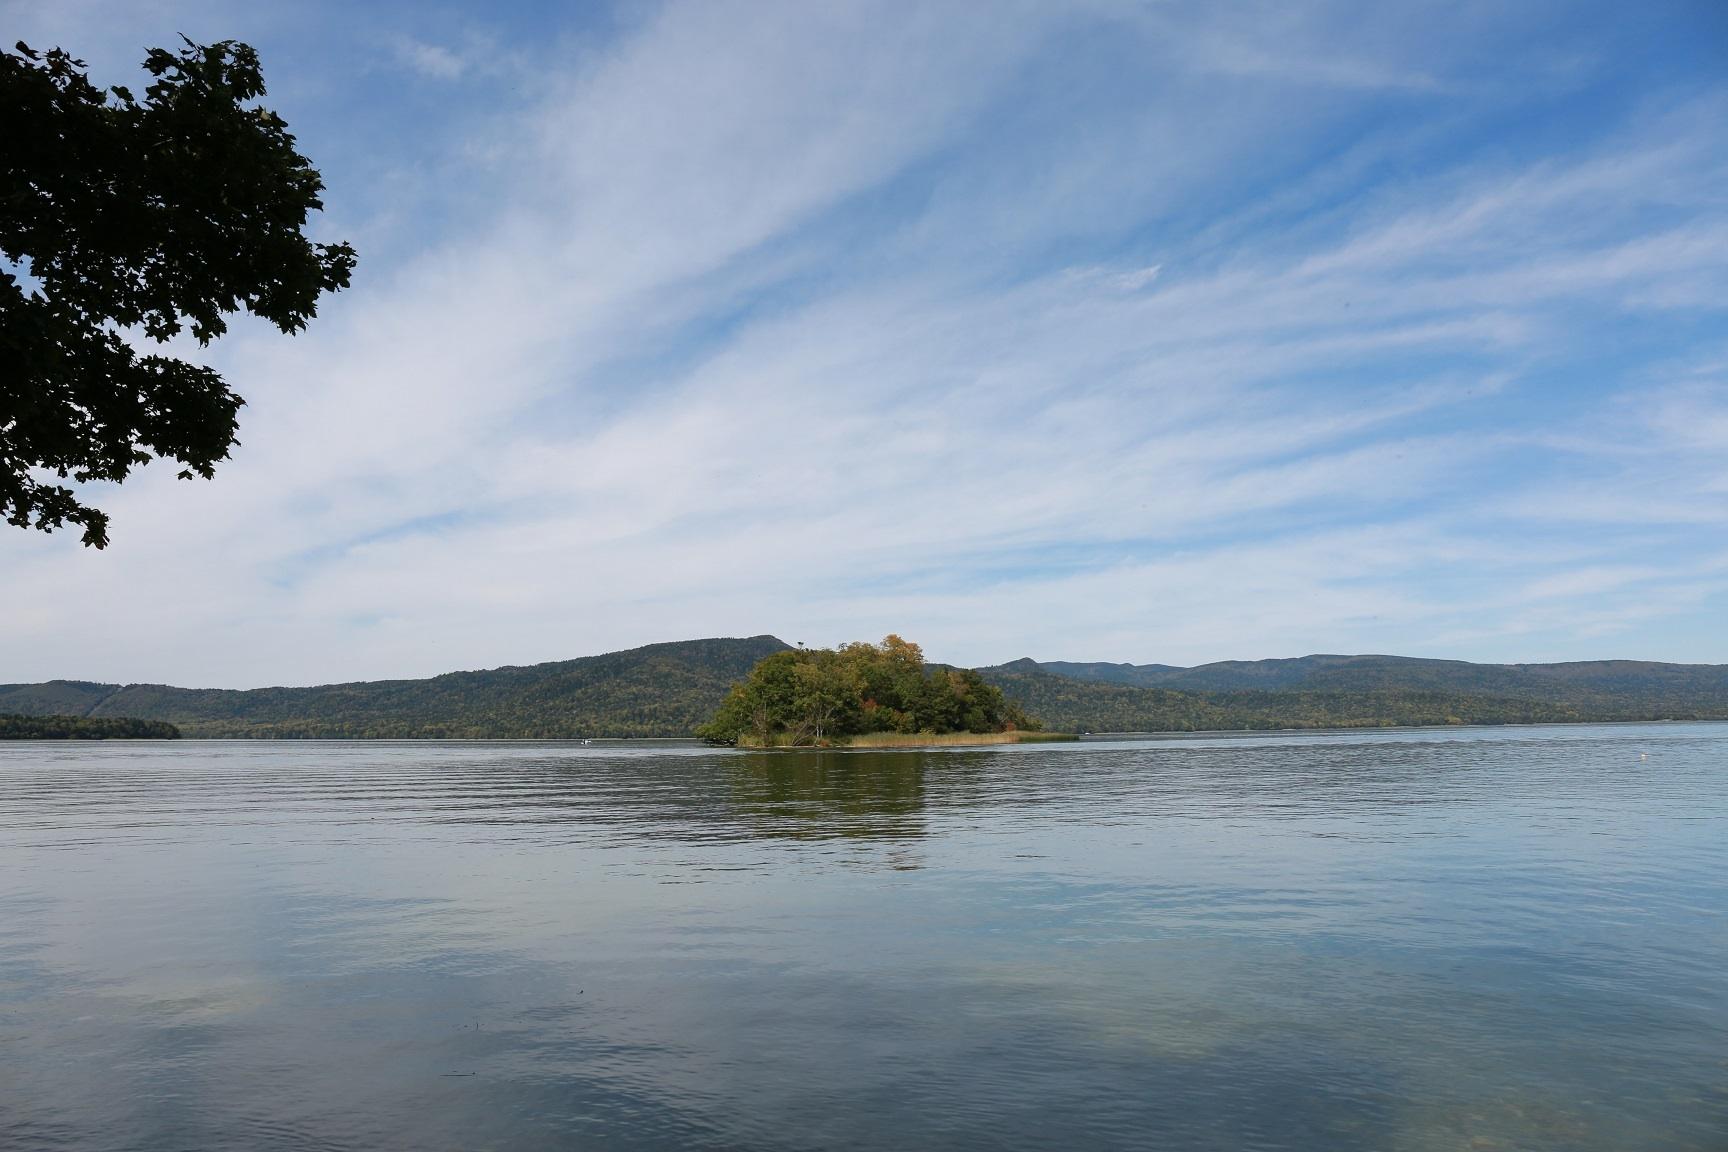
[3, 637, 1725, 738]
[0, 636, 787, 738]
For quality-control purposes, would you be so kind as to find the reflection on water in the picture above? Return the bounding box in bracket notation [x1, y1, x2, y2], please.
[729, 752, 931, 845]
[1, 726, 1726, 1151]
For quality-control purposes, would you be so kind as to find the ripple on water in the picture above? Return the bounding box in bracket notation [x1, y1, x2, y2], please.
[1, 725, 1726, 1151]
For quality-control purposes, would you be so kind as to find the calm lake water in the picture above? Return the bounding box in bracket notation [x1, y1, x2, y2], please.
[1, 725, 1725, 1151]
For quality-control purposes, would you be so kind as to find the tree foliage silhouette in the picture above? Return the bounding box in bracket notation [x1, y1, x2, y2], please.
[1, 38, 355, 547]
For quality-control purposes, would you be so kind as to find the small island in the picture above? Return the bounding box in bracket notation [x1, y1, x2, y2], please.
[0, 714, 182, 740]
[697, 635, 1073, 748]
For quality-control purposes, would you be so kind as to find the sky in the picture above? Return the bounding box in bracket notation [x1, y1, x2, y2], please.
[3, 0, 1726, 688]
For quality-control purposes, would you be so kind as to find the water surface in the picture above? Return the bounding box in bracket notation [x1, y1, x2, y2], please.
[2, 725, 1725, 1150]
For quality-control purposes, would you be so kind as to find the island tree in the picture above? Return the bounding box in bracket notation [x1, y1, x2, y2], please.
[697, 635, 1041, 746]
[1, 38, 356, 547]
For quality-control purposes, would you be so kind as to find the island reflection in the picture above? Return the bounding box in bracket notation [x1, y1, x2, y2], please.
[726, 750, 932, 846]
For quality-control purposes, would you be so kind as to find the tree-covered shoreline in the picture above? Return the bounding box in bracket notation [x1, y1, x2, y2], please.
[979, 661, 1726, 732]
[3, 636, 1726, 739]
[0, 714, 180, 739]
[697, 636, 1041, 747]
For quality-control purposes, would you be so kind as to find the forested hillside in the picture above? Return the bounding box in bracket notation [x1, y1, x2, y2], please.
[0, 715, 180, 739]
[978, 661, 1588, 732]
[4, 639, 1723, 739]
[1012, 654, 1728, 716]
[0, 637, 790, 738]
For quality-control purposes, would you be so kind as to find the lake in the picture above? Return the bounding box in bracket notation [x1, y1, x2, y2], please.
[1, 725, 1724, 1150]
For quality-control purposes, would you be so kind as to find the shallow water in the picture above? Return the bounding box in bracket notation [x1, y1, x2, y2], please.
[1, 725, 1725, 1151]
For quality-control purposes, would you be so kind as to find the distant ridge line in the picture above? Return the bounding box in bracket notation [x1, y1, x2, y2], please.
[0, 636, 793, 739]
[2, 639, 1724, 738]
[975, 653, 1728, 732]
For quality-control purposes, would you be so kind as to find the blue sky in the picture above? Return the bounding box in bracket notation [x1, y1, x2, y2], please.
[4, 0, 1726, 687]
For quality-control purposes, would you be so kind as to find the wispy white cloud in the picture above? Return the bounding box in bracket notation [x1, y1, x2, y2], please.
[3, 0, 1726, 684]
[390, 35, 468, 80]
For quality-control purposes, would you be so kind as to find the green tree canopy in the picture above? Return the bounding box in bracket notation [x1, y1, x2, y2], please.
[0, 713, 179, 739]
[1, 38, 355, 547]
[698, 635, 1041, 746]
